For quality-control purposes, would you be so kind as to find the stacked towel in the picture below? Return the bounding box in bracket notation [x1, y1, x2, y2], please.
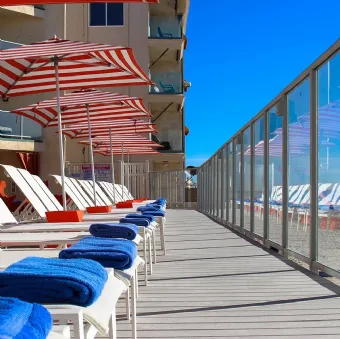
[0, 257, 108, 307]
[137, 206, 160, 212]
[142, 210, 165, 217]
[120, 217, 150, 227]
[89, 223, 138, 240]
[125, 214, 155, 223]
[59, 237, 137, 270]
[0, 297, 52, 339]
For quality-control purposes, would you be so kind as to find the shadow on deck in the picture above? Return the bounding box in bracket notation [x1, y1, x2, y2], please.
[116, 210, 340, 338]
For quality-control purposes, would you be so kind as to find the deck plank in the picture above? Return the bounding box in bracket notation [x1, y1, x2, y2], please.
[113, 210, 340, 338]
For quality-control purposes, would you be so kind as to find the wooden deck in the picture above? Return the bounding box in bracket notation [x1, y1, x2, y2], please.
[115, 209, 340, 338]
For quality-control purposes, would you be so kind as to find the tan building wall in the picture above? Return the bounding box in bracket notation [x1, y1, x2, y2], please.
[0, 1, 189, 184]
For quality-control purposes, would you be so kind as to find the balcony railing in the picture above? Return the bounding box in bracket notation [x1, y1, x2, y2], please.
[149, 16, 182, 39]
[0, 39, 23, 50]
[0, 111, 42, 142]
[196, 38, 340, 282]
[149, 72, 183, 94]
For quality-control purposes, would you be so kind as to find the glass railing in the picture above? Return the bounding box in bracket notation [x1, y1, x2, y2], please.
[149, 72, 183, 94]
[0, 111, 42, 142]
[149, 16, 182, 39]
[196, 39, 340, 280]
[0, 39, 23, 50]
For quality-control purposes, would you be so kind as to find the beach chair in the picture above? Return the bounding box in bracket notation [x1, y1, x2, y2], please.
[0, 164, 50, 220]
[1, 249, 144, 339]
[0, 259, 126, 339]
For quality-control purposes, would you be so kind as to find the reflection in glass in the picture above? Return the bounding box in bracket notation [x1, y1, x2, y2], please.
[268, 106, 283, 245]
[287, 78, 310, 257]
[317, 52, 340, 270]
[228, 142, 233, 223]
[254, 117, 264, 236]
[243, 127, 251, 230]
[235, 139, 241, 226]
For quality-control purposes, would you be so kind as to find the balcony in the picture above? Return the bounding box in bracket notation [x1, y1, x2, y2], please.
[0, 4, 45, 19]
[0, 110, 43, 152]
[0, 39, 23, 49]
[150, 72, 183, 95]
[149, 16, 182, 39]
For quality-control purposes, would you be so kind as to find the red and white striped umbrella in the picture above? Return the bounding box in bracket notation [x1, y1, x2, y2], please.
[62, 120, 157, 139]
[11, 88, 151, 127]
[0, 37, 152, 97]
[79, 139, 161, 148]
[2, 0, 158, 4]
[0, 36, 153, 209]
[94, 148, 161, 156]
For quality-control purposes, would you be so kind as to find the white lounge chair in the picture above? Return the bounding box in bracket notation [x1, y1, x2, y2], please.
[1, 249, 144, 339]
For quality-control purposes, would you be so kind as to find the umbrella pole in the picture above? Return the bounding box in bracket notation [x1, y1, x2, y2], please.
[127, 150, 130, 193]
[109, 128, 116, 204]
[121, 142, 124, 200]
[54, 59, 67, 210]
[86, 104, 97, 206]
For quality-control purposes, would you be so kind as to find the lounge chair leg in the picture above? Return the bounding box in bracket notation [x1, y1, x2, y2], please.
[143, 233, 148, 286]
[131, 274, 137, 339]
[125, 287, 131, 321]
[148, 234, 153, 275]
[108, 309, 117, 339]
[135, 269, 139, 298]
[160, 219, 166, 255]
[152, 230, 157, 264]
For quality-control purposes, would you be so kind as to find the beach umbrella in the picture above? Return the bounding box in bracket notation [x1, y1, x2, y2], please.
[11, 89, 151, 127]
[0, 37, 153, 209]
[62, 120, 157, 202]
[11, 89, 152, 205]
[1, 0, 158, 4]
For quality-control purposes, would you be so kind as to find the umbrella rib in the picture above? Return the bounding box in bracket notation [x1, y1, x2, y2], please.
[88, 53, 139, 79]
[3, 58, 39, 97]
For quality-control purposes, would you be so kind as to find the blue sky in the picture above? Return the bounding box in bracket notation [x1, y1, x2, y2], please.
[184, 0, 340, 167]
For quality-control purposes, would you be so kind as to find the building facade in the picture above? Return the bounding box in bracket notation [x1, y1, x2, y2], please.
[0, 1, 190, 185]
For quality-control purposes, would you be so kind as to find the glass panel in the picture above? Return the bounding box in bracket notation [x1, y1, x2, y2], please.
[107, 3, 124, 26]
[214, 155, 218, 217]
[243, 127, 251, 230]
[268, 106, 283, 245]
[317, 52, 340, 270]
[228, 142, 233, 223]
[217, 151, 222, 218]
[150, 72, 183, 94]
[287, 78, 310, 257]
[254, 117, 264, 236]
[23, 118, 42, 141]
[235, 138, 241, 226]
[149, 16, 183, 38]
[89, 3, 106, 26]
[223, 146, 227, 220]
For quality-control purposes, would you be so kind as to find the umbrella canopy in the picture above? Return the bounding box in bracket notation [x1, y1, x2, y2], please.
[62, 120, 157, 138]
[2, 0, 158, 4]
[11, 88, 151, 127]
[94, 148, 161, 156]
[0, 37, 153, 98]
[80, 140, 162, 148]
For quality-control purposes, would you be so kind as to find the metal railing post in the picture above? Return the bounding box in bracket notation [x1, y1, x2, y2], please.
[250, 123, 255, 234]
[310, 69, 318, 272]
[281, 95, 289, 253]
[263, 110, 269, 241]
[240, 133, 245, 228]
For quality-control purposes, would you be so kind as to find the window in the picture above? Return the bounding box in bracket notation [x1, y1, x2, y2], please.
[89, 3, 124, 27]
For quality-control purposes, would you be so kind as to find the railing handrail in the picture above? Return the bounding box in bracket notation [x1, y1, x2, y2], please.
[200, 37, 340, 166]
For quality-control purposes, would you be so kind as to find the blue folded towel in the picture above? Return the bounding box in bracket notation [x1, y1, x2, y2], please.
[59, 237, 137, 270]
[0, 297, 52, 339]
[137, 206, 160, 212]
[89, 223, 138, 240]
[0, 257, 108, 307]
[147, 203, 162, 208]
[120, 217, 150, 227]
[142, 210, 165, 217]
[125, 213, 155, 222]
